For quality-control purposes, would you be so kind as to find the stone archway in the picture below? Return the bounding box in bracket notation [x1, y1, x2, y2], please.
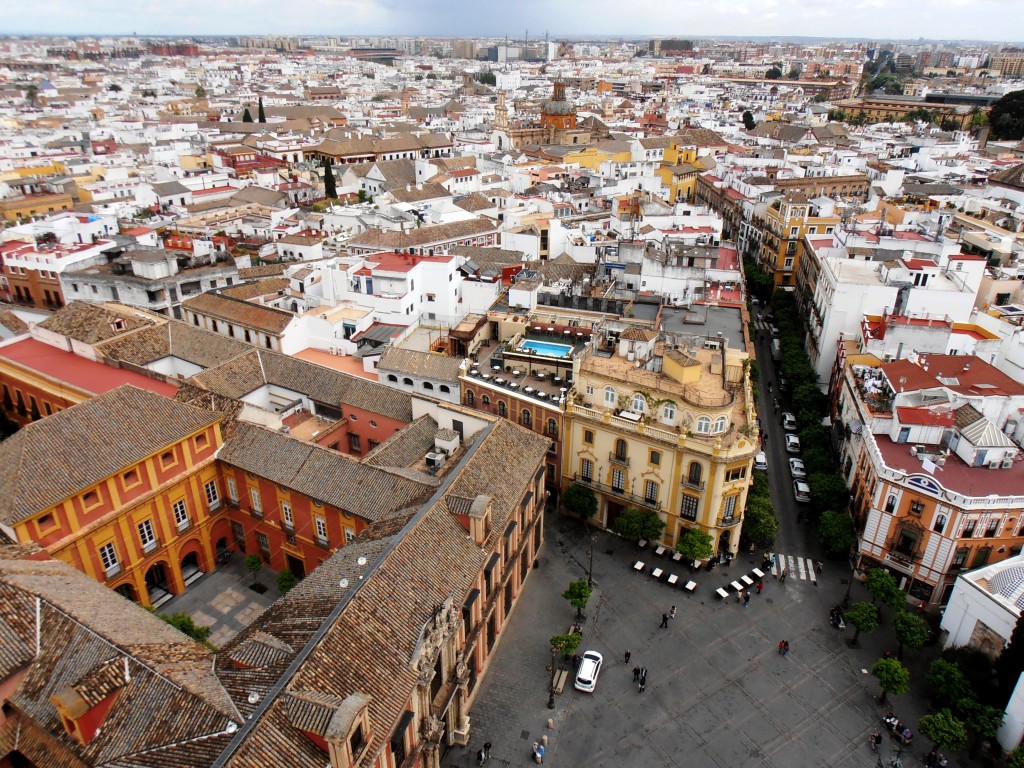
[145, 562, 173, 607]
[114, 582, 139, 603]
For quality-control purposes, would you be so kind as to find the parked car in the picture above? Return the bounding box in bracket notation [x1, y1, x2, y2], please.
[785, 434, 801, 454]
[778, 376, 791, 394]
[574, 650, 603, 693]
[782, 412, 797, 431]
[754, 452, 768, 471]
[793, 480, 811, 503]
[788, 457, 806, 479]
[769, 324, 780, 339]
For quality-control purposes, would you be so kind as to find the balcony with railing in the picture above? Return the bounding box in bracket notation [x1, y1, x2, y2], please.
[717, 515, 741, 528]
[573, 474, 662, 510]
[609, 451, 630, 467]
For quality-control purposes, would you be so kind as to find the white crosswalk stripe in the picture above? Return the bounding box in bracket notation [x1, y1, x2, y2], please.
[767, 553, 819, 583]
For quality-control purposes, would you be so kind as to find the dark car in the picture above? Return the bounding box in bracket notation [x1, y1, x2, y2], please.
[778, 376, 791, 394]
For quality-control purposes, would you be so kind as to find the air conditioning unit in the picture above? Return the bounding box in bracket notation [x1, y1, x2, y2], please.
[425, 451, 446, 469]
[989, 461, 1001, 470]
[1002, 458, 1014, 469]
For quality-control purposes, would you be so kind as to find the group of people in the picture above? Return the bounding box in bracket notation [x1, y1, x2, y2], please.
[777, 640, 790, 655]
[883, 712, 914, 745]
[631, 664, 649, 692]
[829, 605, 846, 630]
[475, 741, 492, 764]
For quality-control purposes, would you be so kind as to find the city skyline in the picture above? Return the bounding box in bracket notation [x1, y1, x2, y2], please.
[4, 0, 1024, 43]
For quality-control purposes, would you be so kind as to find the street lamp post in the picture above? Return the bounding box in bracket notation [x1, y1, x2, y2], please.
[547, 645, 557, 709]
[843, 544, 861, 608]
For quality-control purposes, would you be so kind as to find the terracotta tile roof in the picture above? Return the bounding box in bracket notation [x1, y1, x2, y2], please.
[363, 415, 439, 469]
[187, 349, 414, 422]
[0, 386, 220, 524]
[454, 192, 495, 212]
[37, 301, 158, 345]
[385, 182, 451, 203]
[0, 307, 28, 335]
[220, 277, 291, 301]
[377, 346, 463, 382]
[347, 217, 498, 250]
[238, 264, 288, 280]
[96, 319, 250, 368]
[181, 293, 296, 335]
[218, 423, 432, 520]
[0, 557, 238, 767]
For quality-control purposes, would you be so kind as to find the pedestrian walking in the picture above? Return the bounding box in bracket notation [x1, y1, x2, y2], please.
[624, 649, 631, 664]
[632, 665, 641, 682]
[782, 640, 790, 655]
[659, 612, 669, 628]
[780, 568, 788, 583]
[756, 580, 764, 595]
[816, 561, 823, 576]
[743, 591, 751, 608]
[638, 678, 646, 693]
[478, 747, 486, 764]
[639, 667, 648, 692]
[484, 742, 492, 760]
[778, 640, 786, 655]
[669, 605, 677, 619]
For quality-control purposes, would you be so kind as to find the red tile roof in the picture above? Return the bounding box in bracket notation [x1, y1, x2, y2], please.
[896, 406, 954, 426]
[882, 355, 1024, 398]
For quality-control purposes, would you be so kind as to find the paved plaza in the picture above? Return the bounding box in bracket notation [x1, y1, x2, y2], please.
[442, 513, 948, 768]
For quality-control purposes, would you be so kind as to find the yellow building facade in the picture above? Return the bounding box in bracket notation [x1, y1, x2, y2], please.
[563, 326, 759, 556]
[757, 195, 841, 287]
[656, 143, 701, 204]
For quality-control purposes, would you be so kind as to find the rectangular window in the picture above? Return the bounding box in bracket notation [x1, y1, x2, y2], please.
[644, 480, 658, 504]
[680, 495, 699, 521]
[99, 542, 119, 575]
[315, 515, 328, 546]
[963, 519, 976, 538]
[723, 495, 738, 520]
[282, 502, 294, 530]
[611, 468, 625, 493]
[173, 499, 190, 531]
[250, 487, 263, 517]
[650, 450, 660, 466]
[584, 430, 594, 444]
[910, 500, 925, 516]
[581, 458, 593, 481]
[257, 533, 270, 558]
[933, 514, 947, 534]
[345, 528, 356, 543]
[138, 520, 157, 553]
[349, 433, 361, 452]
[226, 476, 238, 502]
[985, 519, 999, 538]
[726, 466, 746, 482]
[205, 480, 220, 510]
[231, 521, 246, 551]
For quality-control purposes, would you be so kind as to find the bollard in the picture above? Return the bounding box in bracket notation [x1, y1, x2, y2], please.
[546, 719, 554, 729]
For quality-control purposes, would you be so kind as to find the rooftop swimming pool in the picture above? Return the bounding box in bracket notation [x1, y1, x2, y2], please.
[521, 340, 574, 358]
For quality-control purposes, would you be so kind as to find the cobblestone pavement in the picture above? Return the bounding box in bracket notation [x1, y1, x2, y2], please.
[443, 511, 954, 768]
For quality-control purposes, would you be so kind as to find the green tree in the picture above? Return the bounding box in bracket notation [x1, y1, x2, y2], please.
[141, 88, 157, 98]
[845, 602, 879, 646]
[742, 110, 756, 130]
[996, 611, 1024, 706]
[550, 631, 582, 659]
[765, 66, 783, 80]
[323, 158, 337, 199]
[277, 570, 297, 593]
[927, 658, 972, 709]
[562, 579, 592, 622]
[257, 96, 266, 123]
[194, 84, 206, 99]
[918, 708, 967, 752]
[808, 474, 850, 516]
[562, 484, 597, 520]
[989, 89, 1024, 140]
[160, 611, 211, 642]
[741, 496, 777, 547]
[871, 657, 910, 704]
[817, 510, 856, 558]
[787, 66, 801, 80]
[1009, 744, 1024, 768]
[245, 554, 263, 586]
[475, 71, 496, 86]
[675, 528, 714, 562]
[865, 568, 904, 611]
[24, 84, 39, 106]
[241, 107, 254, 123]
[960, 700, 1003, 757]
[892, 610, 930, 660]
[613, 508, 665, 542]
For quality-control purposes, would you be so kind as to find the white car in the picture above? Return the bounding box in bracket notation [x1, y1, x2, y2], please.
[788, 457, 806, 479]
[793, 480, 811, 503]
[754, 452, 768, 471]
[574, 650, 603, 693]
[782, 412, 797, 431]
[785, 434, 801, 454]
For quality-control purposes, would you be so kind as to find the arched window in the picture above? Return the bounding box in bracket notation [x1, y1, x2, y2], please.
[521, 409, 532, 427]
[687, 462, 702, 487]
[631, 393, 646, 412]
[439, 385, 450, 393]
[498, 401, 506, 416]
[423, 382, 434, 390]
[481, 394, 490, 406]
[713, 416, 728, 434]
[614, 439, 627, 461]
[402, 377, 413, 386]
[387, 374, 398, 382]
[466, 390, 475, 405]
[696, 416, 712, 434]
[662, 402, 676, 422]
[604, 386, 617, 407]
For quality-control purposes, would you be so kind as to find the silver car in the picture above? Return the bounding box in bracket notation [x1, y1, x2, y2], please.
[788, 457, 806, 479]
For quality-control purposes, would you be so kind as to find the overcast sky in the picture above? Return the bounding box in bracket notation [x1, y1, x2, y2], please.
[6, 0, 1023, 41]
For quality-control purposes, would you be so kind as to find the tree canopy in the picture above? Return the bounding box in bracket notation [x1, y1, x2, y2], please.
[742, 110, 756, 130]
[550, 631, 582, 658]
[918, 708, 967, 752]
[613, 508, 665, 542]
[865, 568, 904, 611]
[741, 496, 777, 548]
[562, 484, 597, 520]
[322, 158, 337, 199]
[846, 602, 879, 646]
[241, 107, 254, 123]
[765, 66, 783, 80]
[257, 96, 266, 123]
[675, 528, 714, 562]
[989, 89, 1024, 140]
[817, 510, 856, 558]
[996, 610, 1024, 706]
[893, 611, 930, 660]
[927, 658, 972, 709]
[871, 657, 910, 704]
[562, 579, 592, 621]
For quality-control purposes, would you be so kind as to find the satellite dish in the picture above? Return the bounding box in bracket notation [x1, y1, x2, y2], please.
[357, 557, 367, 566]
[247, 692, 260, 705]
[226, 722, 238, 734]
[339, 578, 349, 588]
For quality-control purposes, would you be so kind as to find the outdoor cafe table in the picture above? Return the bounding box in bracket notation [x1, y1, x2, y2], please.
[730, 580, 744, 593]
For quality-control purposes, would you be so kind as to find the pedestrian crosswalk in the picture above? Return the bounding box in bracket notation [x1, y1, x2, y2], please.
[765, 553, 820, 583]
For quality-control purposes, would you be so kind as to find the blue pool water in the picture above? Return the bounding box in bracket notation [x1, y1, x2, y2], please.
[521, 340, 573, 358]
